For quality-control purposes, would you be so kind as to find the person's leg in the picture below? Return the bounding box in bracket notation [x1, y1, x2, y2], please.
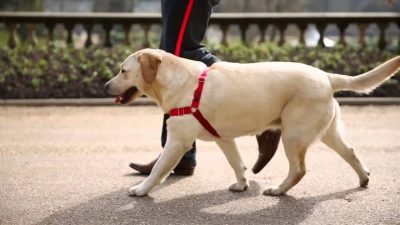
[163, 0, 219, 65]
[130, 0, 213, 175]
[162, 114, 196, 175]
[161, 114, 196, 160]
[130, 114, 196, 175]
[130, 0, 281, 175]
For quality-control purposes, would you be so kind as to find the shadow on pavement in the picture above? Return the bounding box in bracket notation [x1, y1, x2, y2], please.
[37, 179, 366, 225]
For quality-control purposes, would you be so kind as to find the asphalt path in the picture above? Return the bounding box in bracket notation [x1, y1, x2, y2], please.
[0, 106, 399, 225]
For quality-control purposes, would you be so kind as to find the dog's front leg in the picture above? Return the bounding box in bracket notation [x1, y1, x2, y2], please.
[128, 138, 190, 197]
[216, 139, 249, 192]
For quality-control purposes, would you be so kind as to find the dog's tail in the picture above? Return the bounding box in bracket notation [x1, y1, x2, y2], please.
[328, 56, 400, 93]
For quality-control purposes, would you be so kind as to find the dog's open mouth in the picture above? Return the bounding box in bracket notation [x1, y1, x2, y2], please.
[114, 87, 138, 104]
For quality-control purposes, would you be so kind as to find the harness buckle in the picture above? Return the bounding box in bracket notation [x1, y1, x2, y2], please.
[191, 107, 197, 113]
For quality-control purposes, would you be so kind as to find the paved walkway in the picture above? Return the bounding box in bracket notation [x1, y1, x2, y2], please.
[0, 106, 399, 225]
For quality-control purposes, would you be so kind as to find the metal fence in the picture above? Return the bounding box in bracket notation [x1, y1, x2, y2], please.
[0, 12, 399, 50]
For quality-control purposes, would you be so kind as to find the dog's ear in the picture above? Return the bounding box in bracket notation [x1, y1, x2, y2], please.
[138, 51, 162, 84]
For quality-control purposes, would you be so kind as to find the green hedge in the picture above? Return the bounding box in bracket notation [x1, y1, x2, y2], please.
[0, 43, 399, 99]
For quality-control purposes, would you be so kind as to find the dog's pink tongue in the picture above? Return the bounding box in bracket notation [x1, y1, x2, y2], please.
[115, 96, 122, 104]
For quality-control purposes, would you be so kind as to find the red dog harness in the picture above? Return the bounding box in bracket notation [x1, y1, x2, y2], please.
[169, 68, 221, 138]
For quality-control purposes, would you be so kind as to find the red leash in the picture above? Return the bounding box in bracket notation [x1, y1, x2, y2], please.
[174, 0, 194, 57]
[169, 68, 221, 138]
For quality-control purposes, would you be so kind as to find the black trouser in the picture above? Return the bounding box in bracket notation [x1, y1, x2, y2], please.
[160, 0, 220, 161]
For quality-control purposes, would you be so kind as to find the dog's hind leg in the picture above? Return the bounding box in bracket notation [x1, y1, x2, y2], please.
[264, 101, 333, 196]
[263, 135, 308, 196]
[216, 139, 249, 192]
[321, 102, 370, 187]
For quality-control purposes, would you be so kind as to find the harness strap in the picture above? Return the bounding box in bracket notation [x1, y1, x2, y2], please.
[169, 68, 221, 138]
[192, 110, 220, 137]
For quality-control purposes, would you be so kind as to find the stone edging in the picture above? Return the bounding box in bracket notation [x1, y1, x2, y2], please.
[1, 97, 400, 106]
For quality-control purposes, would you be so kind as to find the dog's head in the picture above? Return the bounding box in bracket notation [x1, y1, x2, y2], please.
[104, 48, 162, 104]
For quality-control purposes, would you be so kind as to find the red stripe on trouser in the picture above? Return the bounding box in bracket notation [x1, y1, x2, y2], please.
[174, 0, 194, 56]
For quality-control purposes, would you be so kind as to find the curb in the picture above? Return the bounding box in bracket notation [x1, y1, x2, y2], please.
[1, 97, 400, 107]
[0, 98, 155, 106]
[335, 97, 400, 105]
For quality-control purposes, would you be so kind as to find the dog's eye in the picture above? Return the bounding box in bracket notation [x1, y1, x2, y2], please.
[121, 69, 126, 74]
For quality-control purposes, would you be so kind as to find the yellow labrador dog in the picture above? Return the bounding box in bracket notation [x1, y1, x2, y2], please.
[105, 48, 400, 197]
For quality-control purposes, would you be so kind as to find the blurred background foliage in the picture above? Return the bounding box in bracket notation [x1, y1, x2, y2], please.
[0, 42, 398, 99]
[0, 0, 398, 99]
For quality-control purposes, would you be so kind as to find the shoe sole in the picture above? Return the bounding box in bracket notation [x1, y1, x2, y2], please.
[173, 169, 194, 176]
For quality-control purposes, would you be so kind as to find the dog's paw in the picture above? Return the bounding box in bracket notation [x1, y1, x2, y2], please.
[263, 186, 284, 196]
[360, 177, 369, 188]
[229, 181, 249, 192]
[359, 168, 370, 188]
[128, 184, 148, 197]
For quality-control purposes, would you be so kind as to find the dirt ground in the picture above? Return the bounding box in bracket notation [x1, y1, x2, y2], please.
[0, 106, 399, 225]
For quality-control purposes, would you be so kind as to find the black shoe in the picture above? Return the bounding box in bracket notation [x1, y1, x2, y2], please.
[252, 130, 281, 174]
[129, 157, 195, 176]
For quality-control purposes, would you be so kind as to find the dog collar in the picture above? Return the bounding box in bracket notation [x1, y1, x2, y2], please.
[169, 67, 221, 138]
